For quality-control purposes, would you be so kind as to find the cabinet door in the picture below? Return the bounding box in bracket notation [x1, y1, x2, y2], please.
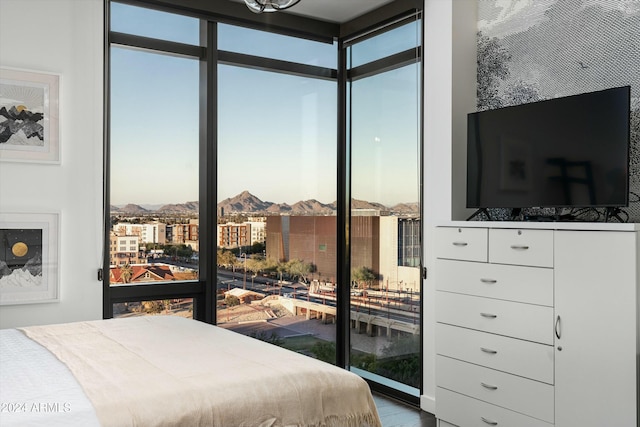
[554, 231, 638, 427]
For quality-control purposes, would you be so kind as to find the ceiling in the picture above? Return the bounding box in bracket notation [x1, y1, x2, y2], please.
[235, 0, 395, 23]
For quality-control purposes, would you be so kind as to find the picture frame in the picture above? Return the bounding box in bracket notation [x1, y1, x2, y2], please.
[0, 67, 60, 164]
[0, 212, 59, 305]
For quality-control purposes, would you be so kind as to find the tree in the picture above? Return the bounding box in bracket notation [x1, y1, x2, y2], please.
[378, 335, 421, 388]
[262, 258, 289, 293]
[276, 261, 288, 283]
[225, 295, 240, 307]
[245, 255, 266, 286]
[217, 249, 237, 271]
[119, 263, 133, 284]
[286, 259, 314, 284]
[142, 300, 163, 314]
[262, 257, 279, 276]
[351, 266, 376, 290]
[310, 341, 336, 364]
[477, 31, 511, 110]
[250, 241, 265, 255]
[175, 244, 193, 259]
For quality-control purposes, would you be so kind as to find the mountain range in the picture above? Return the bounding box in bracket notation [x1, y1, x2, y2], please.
[111, 191, 419, 215]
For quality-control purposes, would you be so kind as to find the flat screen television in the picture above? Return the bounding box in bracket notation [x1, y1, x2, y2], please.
[467, 86, 631, 213]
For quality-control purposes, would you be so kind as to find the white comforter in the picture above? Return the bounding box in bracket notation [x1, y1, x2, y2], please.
[0, 329, 101, 427]
[1, 316, 381, 427]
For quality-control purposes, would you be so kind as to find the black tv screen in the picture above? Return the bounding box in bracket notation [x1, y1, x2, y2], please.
[467, 86, 630, 209]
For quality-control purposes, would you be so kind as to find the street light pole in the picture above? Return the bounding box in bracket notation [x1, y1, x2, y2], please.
[241, 253, 247, 289]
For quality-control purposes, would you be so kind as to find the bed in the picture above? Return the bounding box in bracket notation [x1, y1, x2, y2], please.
[0, 316, 381, 427]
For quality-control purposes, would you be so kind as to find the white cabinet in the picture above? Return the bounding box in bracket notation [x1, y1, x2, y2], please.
[435, 223, 639, 427]
[554, 231, 638, 427]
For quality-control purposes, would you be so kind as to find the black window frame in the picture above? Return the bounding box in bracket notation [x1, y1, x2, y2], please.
[104, 0, 423, 405]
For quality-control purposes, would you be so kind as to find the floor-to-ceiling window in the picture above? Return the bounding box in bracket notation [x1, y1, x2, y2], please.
[347, 17, 423, 397]
[106, 0, 422, 402]
[107, 2, 202, 318]
[216, 23, 338, 362]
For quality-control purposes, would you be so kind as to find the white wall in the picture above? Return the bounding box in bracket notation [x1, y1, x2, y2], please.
[422, 0, 477, 413]
[0, 0, 104, 328]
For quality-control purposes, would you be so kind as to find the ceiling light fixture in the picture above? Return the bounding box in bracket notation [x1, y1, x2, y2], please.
[244, 0, 301, 13]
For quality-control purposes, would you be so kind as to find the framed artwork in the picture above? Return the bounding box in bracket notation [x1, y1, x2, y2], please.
[0, 212, 59, 305]
[0, 67, 60, 164]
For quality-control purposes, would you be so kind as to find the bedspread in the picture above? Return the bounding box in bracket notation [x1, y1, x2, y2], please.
[19, 316, 381, 427]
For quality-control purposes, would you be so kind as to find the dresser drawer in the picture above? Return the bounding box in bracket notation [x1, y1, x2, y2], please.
[436, 291, 554, 344]
[489, 228, 553, 267]
[435, 259, 553, 306]
[436, 387, 554, 427]
[437, 355, 554, 423]
[436, 227, 488, 262]
[436, 323, 554, 384]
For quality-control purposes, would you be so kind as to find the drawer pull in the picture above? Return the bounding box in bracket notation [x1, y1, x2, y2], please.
[555, 315, 562, 339]
[480, 312, 497, 319]
[452, 241, 468, 247]
[481, 416, 498, 425]
[480, 278, 497, 284]
[481, 382, 498, 390]
[480, 347, 497, 354]
[510, 244, 530, 250]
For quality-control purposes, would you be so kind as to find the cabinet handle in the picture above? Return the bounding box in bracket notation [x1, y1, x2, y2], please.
[480, 278, 497, 284]
[480, 312, 497, 319]
[480, 347, 498, 354]
[481, 417, 499, 425]
[510, 244, 529, 250]
[452, 241, 468, 247]
[555, 315, 562, 339]
[481, 382, 498, 390]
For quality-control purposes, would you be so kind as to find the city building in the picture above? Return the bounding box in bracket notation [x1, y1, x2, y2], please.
[113, 222, 166, 244]
[109, 264, 175, 284]
[167, 219, 199, 250]
[109, 232, 142, 266]
[217, 218, 266, 250]
[217, 222, 251, 249]
[266, 214, 420, 291]
[380, 216, 421, 292]
[245, 218, 266, 247]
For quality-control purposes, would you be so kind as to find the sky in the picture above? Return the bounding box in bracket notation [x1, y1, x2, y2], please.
[109, 3, 421, 207]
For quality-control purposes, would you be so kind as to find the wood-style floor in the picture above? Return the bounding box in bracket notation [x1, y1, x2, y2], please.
[372, 392, 437, 427]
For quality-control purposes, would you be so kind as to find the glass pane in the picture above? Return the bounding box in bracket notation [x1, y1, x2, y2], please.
[349, 20, 420, 68]
[110, 2, 200, 45]
[349, 62, 421, 395]
[109, 46, 199, 286]
[218, 23, 337, 68]
[113, 298, 194, 318]
[217, 64, 337, 363]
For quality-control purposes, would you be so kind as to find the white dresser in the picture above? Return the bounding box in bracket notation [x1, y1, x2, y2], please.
[434, 221, 639, 427]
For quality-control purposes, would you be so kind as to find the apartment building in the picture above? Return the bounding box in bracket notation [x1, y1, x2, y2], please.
[113, 222, 166, 244]
[109, 232, 142, 266]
